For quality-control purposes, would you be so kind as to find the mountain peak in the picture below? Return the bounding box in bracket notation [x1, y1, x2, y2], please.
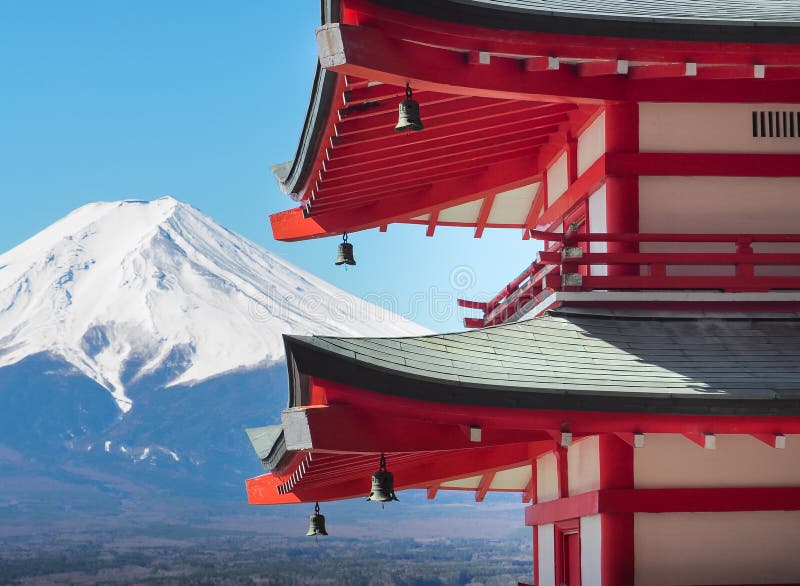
[0, 197, 428, 413]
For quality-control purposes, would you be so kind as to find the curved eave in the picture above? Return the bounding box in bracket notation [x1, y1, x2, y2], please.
[368, 0, 800, 43]
[272, 0, 342, 199]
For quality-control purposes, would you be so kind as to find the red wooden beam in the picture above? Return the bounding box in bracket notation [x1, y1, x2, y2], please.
[427, 484, 440, 500]
[475, 470, 496, 502]
[764, 66, 800, 81]
[547, 273, 800, 291]
[338, 91, 459, 120]
[628, 62, 696, 80]
[473, 194, 496, 238]
[343, 82, 406, 105]
[426, 209, 439, 237]
[318, 143, 540, 194]
[535, 155, 607, 230]
[525, 487, 800, 525]
[542, 251, 800, 266]
[270, 155, 537, 240]
[524, 56, 559, 72]
[577, 59, 628, 77]
[336, 99, 551, 143]
[318, 379, 800, 437]
[607, 152, 800, 178]
[323, 135, 546, 183]
[281, 405, 552, 453]
[312, 166, 487, 209]
[318, 23, 800, 104]
[694, 64, 764, 80]
[330, 108, 570, 157]
[343, 74, 370, 90]
[335, 95, 506, 136]
[317, 23, 622, 103]
[530, 230, 800, 244]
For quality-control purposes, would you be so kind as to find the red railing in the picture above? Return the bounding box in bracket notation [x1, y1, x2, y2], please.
[459, 229, 800, 328]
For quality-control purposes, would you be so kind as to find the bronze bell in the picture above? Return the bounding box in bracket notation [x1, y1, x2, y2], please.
[306, 502, 328, 537]
[395, 83, 423, 132]
[335, 233, 356, 266]
[367, 454, 399, 502]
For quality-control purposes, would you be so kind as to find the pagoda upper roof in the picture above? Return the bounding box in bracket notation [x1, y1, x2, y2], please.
[270, 1, 800, 242]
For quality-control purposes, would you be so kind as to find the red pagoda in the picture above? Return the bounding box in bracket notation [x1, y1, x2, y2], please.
[247, 2, 800, 584]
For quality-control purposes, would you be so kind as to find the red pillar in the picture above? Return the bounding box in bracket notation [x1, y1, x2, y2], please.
[599, 434, 635, 586]
[604, 103, 639, 276]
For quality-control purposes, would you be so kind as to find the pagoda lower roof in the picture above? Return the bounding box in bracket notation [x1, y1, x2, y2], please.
[247, 309, 800, 503]
[285, 309, 800, 416]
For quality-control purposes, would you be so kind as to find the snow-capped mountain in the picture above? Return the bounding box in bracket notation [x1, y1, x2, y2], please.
[0, 197, 427, 413]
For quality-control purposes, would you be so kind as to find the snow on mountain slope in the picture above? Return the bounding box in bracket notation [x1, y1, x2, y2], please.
[0, 197, 428, 412]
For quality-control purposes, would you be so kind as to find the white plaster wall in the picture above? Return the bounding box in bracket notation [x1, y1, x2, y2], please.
[639, 176, 800, 276]
[547, 151, 569, 207]
[578, 113, 606, 175]
[587, 185, 608, 276]
[635, 434, 800, 488]
[537, 452, 560, 502]
[635, 511, 800, 585]
[640, 102, 800, 153]
[581, 514, 602, 586]
[538, 523, 556, 586]
[568, 436, 600, 496]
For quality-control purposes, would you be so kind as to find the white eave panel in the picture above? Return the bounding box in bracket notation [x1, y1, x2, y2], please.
[487, 183, 538, 224]
[438, 199, 483, 223]
[489, 465, 533, 491]
[441, 474, 483, 489]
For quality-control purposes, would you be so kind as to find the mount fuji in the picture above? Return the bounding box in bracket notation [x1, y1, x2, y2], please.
[0, 197, 428, 513]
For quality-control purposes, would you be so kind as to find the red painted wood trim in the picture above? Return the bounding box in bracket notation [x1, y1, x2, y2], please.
[474, 194, 496, 239]
[536, 155, 606, 230]
[271, 155, 537, 240]
[475, 470, 496, 502]
[598, 434, 634, 586]
[628, 62, 692, 80]
[556, 445, 569, 499]
[317, 23, 620, 103]
[608, 152, 800, 177]
[319, 22, 800, 104]
[525, 487, 800, 526]
[531, 230, 800, 244]
[547, 251, 800, 266]
[426, 210, 439, 237]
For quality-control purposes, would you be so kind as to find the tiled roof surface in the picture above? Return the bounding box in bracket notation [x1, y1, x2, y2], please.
[285, 311, 800, 414]
[464, 0, 800, 24]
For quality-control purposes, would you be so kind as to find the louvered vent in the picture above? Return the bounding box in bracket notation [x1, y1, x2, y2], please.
[752, 111, 799, 138]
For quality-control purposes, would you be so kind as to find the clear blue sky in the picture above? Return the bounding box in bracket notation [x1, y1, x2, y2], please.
[0, 1, 539, 332]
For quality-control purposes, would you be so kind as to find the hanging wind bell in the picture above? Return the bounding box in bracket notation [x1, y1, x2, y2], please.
[335, 232, 356, 266]
[306, 502, 328, 538]
[367, 453, 399, 506]
[395, 83, 424, 132]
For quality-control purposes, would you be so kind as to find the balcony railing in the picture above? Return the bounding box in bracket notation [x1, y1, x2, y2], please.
[459, 228, 800, 328]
